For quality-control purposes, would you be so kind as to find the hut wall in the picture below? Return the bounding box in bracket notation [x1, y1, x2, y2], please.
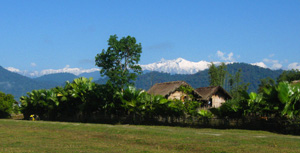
[211, 91, 227, 108]
[168, 91, 188, 101]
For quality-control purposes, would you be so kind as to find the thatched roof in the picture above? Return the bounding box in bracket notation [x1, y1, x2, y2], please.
[147, 81, 202, 98]
[195, 86, 232, 101]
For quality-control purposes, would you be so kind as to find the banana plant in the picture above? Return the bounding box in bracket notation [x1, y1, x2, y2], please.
[63, 77, 97, 116]
[20, 89, 59, 120]
[118, 86, 144, 115]
[277, 81, 300, 118]
[65, 77, 95, 102]
[245, 92, 264, 116]
[150, 94, 169, 117]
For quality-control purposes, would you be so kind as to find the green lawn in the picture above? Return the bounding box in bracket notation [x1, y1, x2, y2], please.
[1, 119, 300, 152]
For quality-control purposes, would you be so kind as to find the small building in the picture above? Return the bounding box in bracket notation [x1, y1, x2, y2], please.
[195, 86, 232, 108]
[291, 80, 300, 85]
[147, 81, 202, 102]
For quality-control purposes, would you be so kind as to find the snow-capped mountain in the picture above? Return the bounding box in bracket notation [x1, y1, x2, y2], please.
[140, 58, 220, 74]
[140, 58, 270, 74]
[5, 65, 100, 78]
[5, 58, 269, 77]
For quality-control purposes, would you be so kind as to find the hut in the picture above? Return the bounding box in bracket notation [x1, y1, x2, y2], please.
[147, 81, 202, 102]
[195, 86, 231, 108]
[291, 80, 300, 85]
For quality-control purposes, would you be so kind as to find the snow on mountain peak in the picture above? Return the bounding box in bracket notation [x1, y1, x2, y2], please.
[140, 58, 212, 74]
[140, 58, 270, 74]
[175, 57, 186, 62]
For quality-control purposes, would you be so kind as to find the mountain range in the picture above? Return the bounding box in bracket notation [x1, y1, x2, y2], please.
[1, 58, 283, 100]
[6, 58, 268, 77]
[130, 62, 282, 92]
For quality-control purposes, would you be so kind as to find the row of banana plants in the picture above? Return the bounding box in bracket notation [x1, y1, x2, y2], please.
[21, 76, 300, 122]
[20, 77, 203, 122]
[209, 81, 300, 119]
[20, 77, 103, 121]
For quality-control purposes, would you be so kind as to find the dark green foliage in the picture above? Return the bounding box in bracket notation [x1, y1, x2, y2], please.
[258, 77, 276, 93]
[20, 77, 203, 122]
[95, 35, 142, 91]
[208, 63, 218, 86]
[0, 91, 15, 118]
[277, 82, 300, 118]
[20, 89, 59, 120]
[118, 86, 201, 120]
[226, 63, 282, 93]
[183, 100, 201, 116]
[208, 63, 249, 100]
[177, 85, 195, 100]
[218, 81, 300, 119]
[20, 77, 103, 120]
[210, 80, 300, 119]
[208, 62, 227, 87]
[19, 76, 300, 124]
[210, 99, 243, 118]
[277, 69, 300, 83]
[228, 69, 250, 100]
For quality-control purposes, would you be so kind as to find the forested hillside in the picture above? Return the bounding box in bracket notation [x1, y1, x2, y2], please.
[0, 66, 52, 99]
[0, 67, 81, 99]
[34, 73, 78, 86]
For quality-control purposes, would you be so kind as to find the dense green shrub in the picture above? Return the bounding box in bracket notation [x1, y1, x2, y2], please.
[0, 91, 15, 118]
[20, 77, 103, 120]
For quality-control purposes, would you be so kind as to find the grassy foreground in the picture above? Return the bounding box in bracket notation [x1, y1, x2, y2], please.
[1, 119, 300, 153]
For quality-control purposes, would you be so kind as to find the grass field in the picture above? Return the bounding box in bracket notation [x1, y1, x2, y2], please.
[1, 119, 300, 152]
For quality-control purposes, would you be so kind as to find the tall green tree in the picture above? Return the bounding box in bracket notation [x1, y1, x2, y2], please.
[95, 35, 142, 91]
[277, 69, 300, 83]
[208, 62, 227, 87]
[228, 69, 249, 99]
[258, 77, 276, 93]
[208, 62, 218, 86]
[218, 62, 227, 87]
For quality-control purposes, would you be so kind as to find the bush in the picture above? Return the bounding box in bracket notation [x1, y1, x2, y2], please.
[0, 91, 15, 118]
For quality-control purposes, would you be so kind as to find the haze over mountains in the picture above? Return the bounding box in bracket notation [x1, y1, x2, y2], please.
[1, 58, 283, 100]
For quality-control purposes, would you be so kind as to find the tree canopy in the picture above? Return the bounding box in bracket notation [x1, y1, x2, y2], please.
[277, 69, 300, 83]
[208, 62, 227, 87]
[95, 35, 142, 90]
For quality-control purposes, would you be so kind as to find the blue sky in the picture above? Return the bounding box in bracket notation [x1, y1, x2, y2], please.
[1, 0, 300, 76]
